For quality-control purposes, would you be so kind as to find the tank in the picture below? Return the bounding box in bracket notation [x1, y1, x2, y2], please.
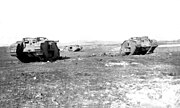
[64, 45, 83, 52]
[120, 36, 158, 56]
[9, 37, 60, 63]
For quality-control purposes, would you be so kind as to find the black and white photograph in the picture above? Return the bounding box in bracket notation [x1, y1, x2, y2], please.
[1, 0, 180, 107]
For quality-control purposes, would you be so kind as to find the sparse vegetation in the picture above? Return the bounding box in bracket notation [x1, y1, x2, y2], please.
[1, 41, 180, 108]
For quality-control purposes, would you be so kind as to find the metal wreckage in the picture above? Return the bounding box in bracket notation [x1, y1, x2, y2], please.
[9, 37, 60, 63]
[120, 36, 158, 56]
[9, 36, 158, 63]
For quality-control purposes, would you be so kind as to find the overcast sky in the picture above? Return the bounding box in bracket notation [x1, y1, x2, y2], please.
[0, 0, 180, 46]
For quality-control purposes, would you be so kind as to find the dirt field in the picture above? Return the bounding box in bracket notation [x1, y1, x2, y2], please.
[1, 42, 180, 108]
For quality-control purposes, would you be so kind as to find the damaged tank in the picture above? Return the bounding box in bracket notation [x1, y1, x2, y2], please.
[120, 36, 158, 56]
[9, 37, 60, 63]
[64, 45, 83, 52]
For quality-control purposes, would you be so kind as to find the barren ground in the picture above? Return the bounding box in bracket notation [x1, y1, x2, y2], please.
[1, 42, 180, 108]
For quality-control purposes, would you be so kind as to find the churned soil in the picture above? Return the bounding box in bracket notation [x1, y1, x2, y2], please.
[0, 43, 180, 108]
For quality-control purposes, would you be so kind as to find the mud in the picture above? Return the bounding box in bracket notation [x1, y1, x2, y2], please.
[0, 43, 180, 108]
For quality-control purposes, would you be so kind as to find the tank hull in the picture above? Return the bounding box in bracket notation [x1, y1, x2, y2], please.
[120, 36, 158, 56]
[131, 46, 158, 55]
[9, 37, 60, 63]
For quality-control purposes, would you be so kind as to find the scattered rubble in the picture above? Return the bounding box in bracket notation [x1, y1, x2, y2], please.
[1, 44, 180, 108]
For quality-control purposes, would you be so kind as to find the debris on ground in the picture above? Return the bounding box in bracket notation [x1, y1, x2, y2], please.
[1, 43, 180, 108]
[63, 45, 83, 52]
[105, 61, 129, 67]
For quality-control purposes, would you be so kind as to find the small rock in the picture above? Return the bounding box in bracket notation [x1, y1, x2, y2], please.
[92, 53, 96, 56]
[84, 91, 88, 95]
[100, 53, 107, 56]
[106, 82, 111, 86]
[77, 58, 84, 61]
